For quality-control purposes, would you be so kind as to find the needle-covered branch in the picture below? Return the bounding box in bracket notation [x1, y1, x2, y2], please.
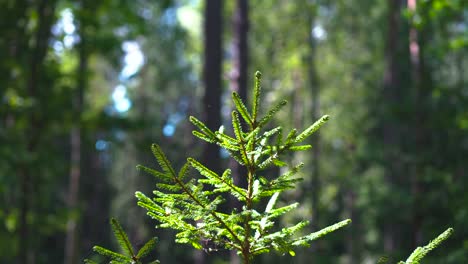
[134, 72, 350, 262]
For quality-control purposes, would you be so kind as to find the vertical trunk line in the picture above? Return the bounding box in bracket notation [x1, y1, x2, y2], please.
[20, 1, 57, 263]
[382, 0, 403, 257]
[197, 1, 224, 263]
[64, 4, 87, 261]
[230, 0, 249, 206]
[306, 5, 321, 262]
[230, 1, 249, 262]
[408, 0, 423, 248]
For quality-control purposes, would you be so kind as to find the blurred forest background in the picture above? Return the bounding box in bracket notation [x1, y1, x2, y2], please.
[1, 0, 467, 263]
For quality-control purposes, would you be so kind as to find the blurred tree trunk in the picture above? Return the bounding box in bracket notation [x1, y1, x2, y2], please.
[19, 0, 57, 263]
[407, 0, 422, 249]
[64, 1, 89, 263]
[202, 0, 223, 174]
[408, 0, 431, 248]
[5, 0, 29, 259]
[230, 0, 248, 105]
[197, 0, 223, 263]
[80, 137, 113, 257]
[382, 0, 403, 257]
[305, 4, 321, 264]
[229, 1, 249, 264]
[307, 5, 319, 236]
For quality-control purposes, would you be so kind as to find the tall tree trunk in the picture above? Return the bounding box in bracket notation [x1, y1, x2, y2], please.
[229, 1, 249, 264]
[382, 0, 403, 257]
[19, 1, 56, 263]
[231, 0, 248, 104]
[202, 0, 223, 174]
[64, 2, 88, 263]
[196, 1, 223, 263]
[407, 0, 425, 248]
[306, 5, 321, 263]
[308, 9, 320, 235]
[408, 0, 430, 248]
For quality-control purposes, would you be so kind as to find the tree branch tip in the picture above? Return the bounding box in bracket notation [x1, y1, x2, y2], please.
[255, 71, 262, 78]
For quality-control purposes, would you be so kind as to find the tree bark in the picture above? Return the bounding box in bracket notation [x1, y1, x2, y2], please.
[64, 2, 88, 263]
[19, 1, 56, 263]
[229, 1, 249, 263]
[306, 5, 321, 263]
[307, 8, 320, 235]
[202, 0, 223, 175]
[407, 1, 422, 249]
[408, 0, 430, 248]
[196, 1, 223, 263]
[382, 0, 403, 257]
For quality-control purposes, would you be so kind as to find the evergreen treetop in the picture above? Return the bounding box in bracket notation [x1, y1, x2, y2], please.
[135, 71, 350, 263]
[86, 72, 453, 264]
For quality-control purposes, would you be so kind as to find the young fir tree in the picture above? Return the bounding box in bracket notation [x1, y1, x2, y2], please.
[86, 72, 453, 263]
[135, 71, 351, 263]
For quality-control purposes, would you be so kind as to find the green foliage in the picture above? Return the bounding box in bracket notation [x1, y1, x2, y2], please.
[84, 218, 159, 264]
[374, 228, 454, 264]
[136, 72, 351, 263]
[399, 228, 454, 264]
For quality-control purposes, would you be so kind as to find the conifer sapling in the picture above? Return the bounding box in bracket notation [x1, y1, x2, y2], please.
[135, 71, 351, 263]
[85, 71, 454, 264]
